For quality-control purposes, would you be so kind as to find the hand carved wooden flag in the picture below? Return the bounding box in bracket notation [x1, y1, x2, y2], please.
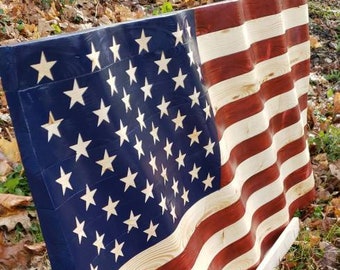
[0, 0, 314, 269]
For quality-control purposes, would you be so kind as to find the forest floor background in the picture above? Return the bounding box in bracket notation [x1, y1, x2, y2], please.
[0, 0, 339, 269]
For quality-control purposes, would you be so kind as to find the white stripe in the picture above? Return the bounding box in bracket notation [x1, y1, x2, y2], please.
[197, 4, 308, 64]
[219, 84, 306, 165]
[223, 174, 314, 270]
[207, 41, 310, 113]
[121, 118, 309, 269]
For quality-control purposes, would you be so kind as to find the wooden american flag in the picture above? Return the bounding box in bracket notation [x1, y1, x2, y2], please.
[0, 0, 314, 269]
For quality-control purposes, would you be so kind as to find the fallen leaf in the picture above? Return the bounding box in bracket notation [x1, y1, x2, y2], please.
[0, 137, 21, 163]
[310, 35, 322, 49]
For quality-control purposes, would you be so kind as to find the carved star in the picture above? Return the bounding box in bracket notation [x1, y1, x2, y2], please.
[73, 217, 86, 244]
[64, 79, 87, 109]
[93, 99, 110, 126]
[163, 138, 173, 159]
[122, 88, 131, 112]
[134, 135, 144, 159]
[115, 120, 129, 146]
[155, 51, 171, 74]
[96, 149, 116, 175]
[111, 240, 124, 262]
[204, 138, 215, 157]
[202, 173, 215, 191]
[56, 167, 72, 195]
[93, 231, 105, 255]
[150, 122, 159, 144]
[175, 150, 186, 170]
[141, 77, 153, 100]
[80, 184, 97, 211]
[171, 178, 179, 197]
[102, 197, 119, 221]
[135, 29, 151, 53]
[124, 210, 141, 232]
[106, 69, 117, 95]
[144, 221, 159, 242]
[181, 187, 189, 206]
[136, 108, 146, 131]
[120, 167, 138, 192]
[86, 42, 101, 71]
[159, 193, 167, 215]
[187, 127, 202, 146]
[141, 179, 154, 203]
[30, 51, 56, 83]
[70, 134, 91, 161]
[172, 110, 186, 130]
[189, 87, 200, 107]
[172, 23, 183, 46]
[126, 61, 137, 85]
[189, 163, 201, 182]
[157, 96, 170, 118]
[41, 111, 63, 142]
[149, 153, 158, 175]
[110, 36, 121, 62]
[172, 68, 187, 90]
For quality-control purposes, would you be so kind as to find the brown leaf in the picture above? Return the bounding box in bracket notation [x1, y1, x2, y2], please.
[310, 35, 322, 49]
[334, 92, 340, 115]
[0, 137, 21, 164]
[0, 194, 32, 211]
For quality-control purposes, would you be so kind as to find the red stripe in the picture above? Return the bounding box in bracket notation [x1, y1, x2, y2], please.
[201, 25, 309, 88]
[213, 59, 309, 137]
[195, 0, 307, 36]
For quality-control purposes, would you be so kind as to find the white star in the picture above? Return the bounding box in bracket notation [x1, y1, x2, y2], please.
[136, 108, 146, 131]
[170, 203, 177, 223]
[93, 231, 105, 255]
[171, 178, 179, 197]
[181, 187, 189, 206]
[150, 122, 159, 144]
[149, 153, 158, 175]
[124, 211, 141, 232]
[70, 134, 91, 161]
[134, 135, 144, 159]
[96, 150, 116, 176]
[189, 163, 201, 182]
[202, 173, 215, 191]
[157, 96, 170, 118]
[188, 127, 202, 146]
[141, 179, 154, 202]
[93, 99, 110, 126]
[64, 79, 87, 109]
[163, 138, 173, 159]
[172, 68, 187, 90]
[110, 36, 121, 62]
[56, 167, 72, 195]
[160, 164, 168, 184]
[203, 101, 212, 120]
[159, 193, 167, 214]
[41, 111, 63, 142]
[73, 217, 86, 244]
[102, 197, 119, 221]
[187, 49, 194, 66]
[122, 88, 131, 112]
[155, 51, 171, 74]
[144, 221, 159, 242]
[141, 77, 153, 101]
[86, 42, 101, 71]
[31, 52, 56, 83]
[115, 120, 129, 146]
[204, 138, 215, 157]
[111, 240, 124, 262]
[172, 24, 183, 46]
[90, 264, 98, 270]
[135, 29, 151, 53]
[126, 61, 137, 85]
[175, 150, 186, 170]
[189, 87, 200, 107]
[197, 66, 203, 80]
[81, 184, 97, 211]
[172, 110, 186, 130]
[186, 20, 192, 38]
[120, 167, 138, 192]
[106, 69, 117, 95]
